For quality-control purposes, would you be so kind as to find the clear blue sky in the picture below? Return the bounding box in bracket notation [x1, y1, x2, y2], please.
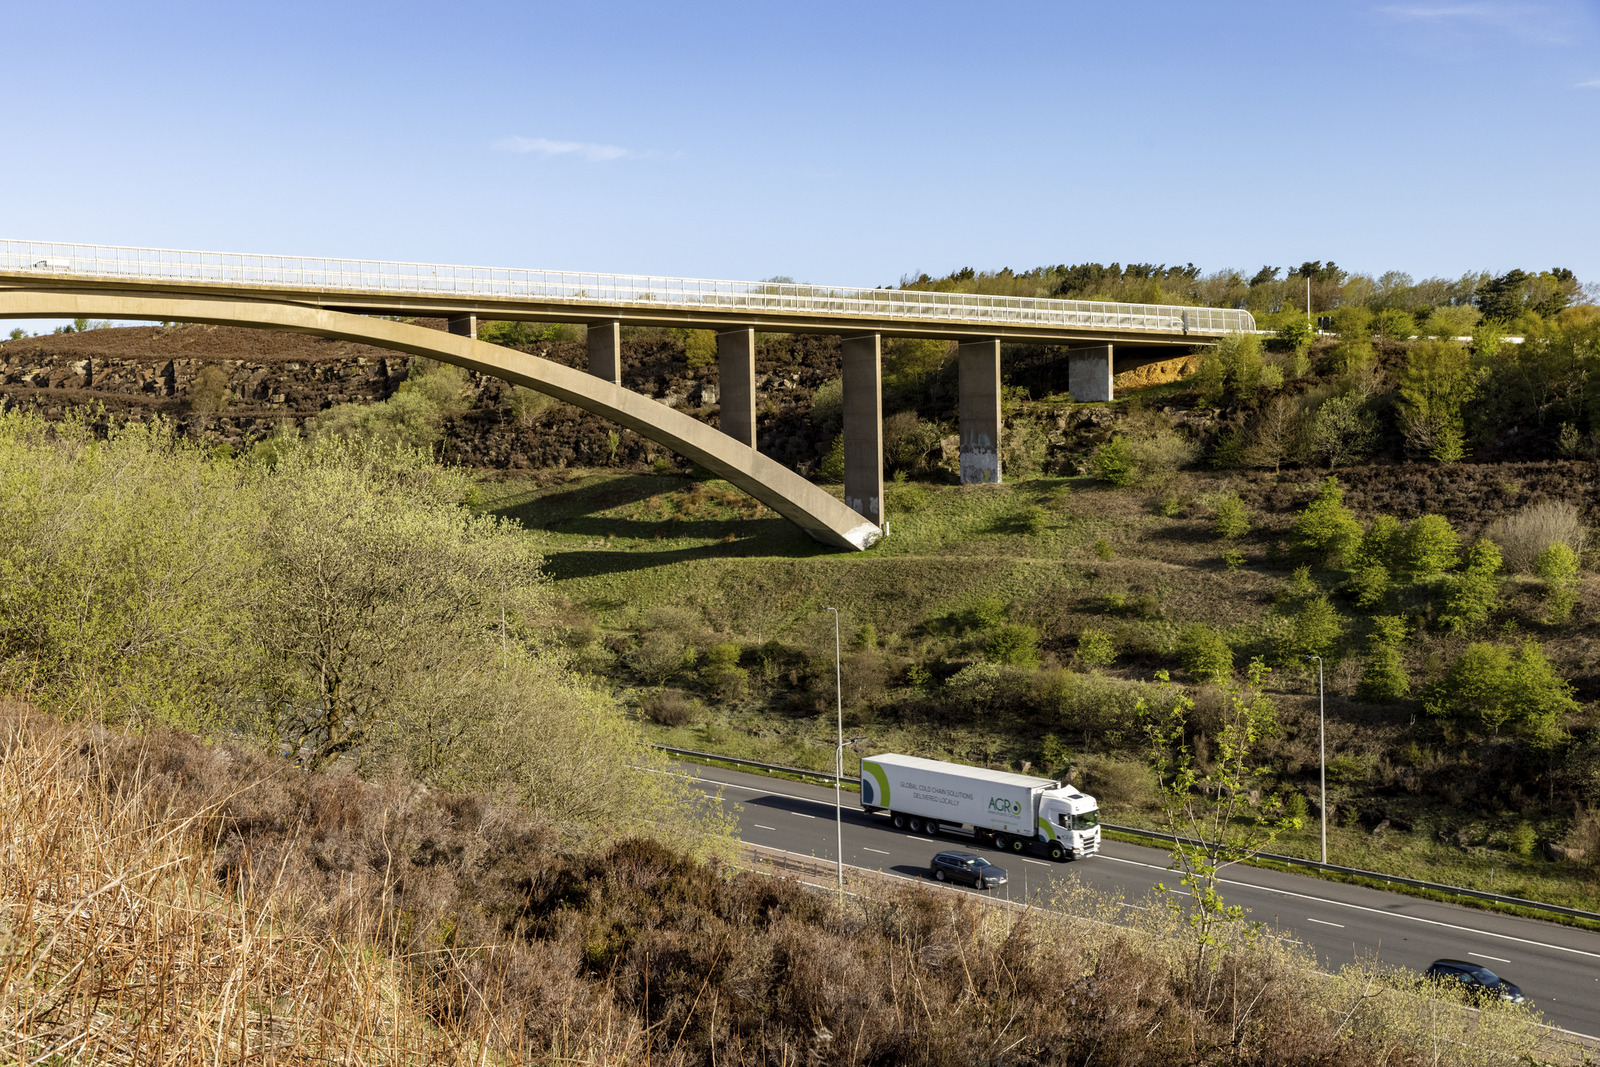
[3, 0, 1597, 306]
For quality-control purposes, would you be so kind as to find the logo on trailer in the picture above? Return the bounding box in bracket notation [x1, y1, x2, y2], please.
[988, 796, 1022, 816]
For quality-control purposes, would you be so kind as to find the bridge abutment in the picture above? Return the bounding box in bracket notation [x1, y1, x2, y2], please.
[1068, 344, 1114, 403]
[447, 314, 477, 339]
[587, 321, 622, 385]
[958, 338, 1002, 484]
[717, 327, 757, 448]
[842, 333, 883, 527]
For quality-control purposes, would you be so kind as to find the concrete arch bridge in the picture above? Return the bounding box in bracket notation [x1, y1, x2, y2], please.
[0, 240, 1254, 550]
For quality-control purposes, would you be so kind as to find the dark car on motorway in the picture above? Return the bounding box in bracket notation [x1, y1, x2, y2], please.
[929, 850, 1008, 889]
[1424, 959, 1527, 1004]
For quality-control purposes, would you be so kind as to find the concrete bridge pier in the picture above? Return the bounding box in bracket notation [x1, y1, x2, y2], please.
[1068, 344, 1114, 402]
[842, 333, 883, 527]
[447, 314, 477, 340]
[587, 321, 622, 385]
[717, 327, 757, 448]
[958, 338, 1002, 484]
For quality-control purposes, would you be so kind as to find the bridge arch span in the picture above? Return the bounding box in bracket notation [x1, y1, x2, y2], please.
[0, 289, 881, 550]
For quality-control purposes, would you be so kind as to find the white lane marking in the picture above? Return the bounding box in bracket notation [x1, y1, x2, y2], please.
[903, 835, 926, 841]
[1023, 859, 1051, 866]
[1306, 918, 1346, 928]
[752, 824, 776, 831]
[1469, 952, 1511, 964]
[1097, 853, 1600, 961]
[792, 812, 817, 819]
[862, 847, 891, 855]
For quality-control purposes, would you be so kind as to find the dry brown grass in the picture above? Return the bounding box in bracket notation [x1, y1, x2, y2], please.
[0, 698, 1559, 1065]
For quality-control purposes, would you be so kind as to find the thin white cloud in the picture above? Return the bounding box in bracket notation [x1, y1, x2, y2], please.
[1580, 78, 1600, 87]
[1376, 2, 1582, 46]
[491, 136, 633, 162]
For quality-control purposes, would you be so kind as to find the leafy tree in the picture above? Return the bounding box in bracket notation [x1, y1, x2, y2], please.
[1291, 477, 1362, 566]
[1142, 662, 1293, 978]
[683, 329, 717, 369]
[1193, 332, 1265, 405]
[1403, 514, 1461, 578]
[1426, 639, 1574, 748]
[1330, 305, 1374, 371]
[1346, 563, 1392, 610]
[1396, 340, 1481, 462]
[1273, 318, 1312, 353]
[250, 437, 545, 771]
[1179, 625, 1234, 683]
[1373, 308, 1414, 340]
[1301, 392, 1376, 469]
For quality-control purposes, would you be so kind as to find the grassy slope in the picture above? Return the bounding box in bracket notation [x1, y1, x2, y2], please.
[474, 466, 1600, 914]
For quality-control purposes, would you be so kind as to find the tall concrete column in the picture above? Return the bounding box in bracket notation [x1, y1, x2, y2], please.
[587, 321, 622, 384]
[717, 327, 757, 448]
[446, 314, 477, 339]
[841, 333, 883, 528]
[1068, 344, 1114, 402]
[958, 338, 1002, 484]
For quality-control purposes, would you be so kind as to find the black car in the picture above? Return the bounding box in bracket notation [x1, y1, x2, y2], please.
[1424, 959, 1527, 1004]
[929, 850, 1008, 889]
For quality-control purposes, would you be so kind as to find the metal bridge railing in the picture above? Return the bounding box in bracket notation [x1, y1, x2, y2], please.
[0, 238, 1256, 336]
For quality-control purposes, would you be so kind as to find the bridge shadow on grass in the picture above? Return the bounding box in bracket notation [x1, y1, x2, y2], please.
[491, 473, 687, 527]
[540, 524, 833, 582]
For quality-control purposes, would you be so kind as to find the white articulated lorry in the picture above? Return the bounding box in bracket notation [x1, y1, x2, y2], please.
[859, 753, 1100, 861]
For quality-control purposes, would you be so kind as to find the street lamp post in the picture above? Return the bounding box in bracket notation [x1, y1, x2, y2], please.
[1305, 654, 1327, 864]
[824, 607, 844, 898]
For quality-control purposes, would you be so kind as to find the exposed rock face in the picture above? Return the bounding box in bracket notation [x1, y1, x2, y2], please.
[1113, 353, 1202, 391]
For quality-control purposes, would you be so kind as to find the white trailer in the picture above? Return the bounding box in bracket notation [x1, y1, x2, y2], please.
[860, 753, 1100, 861]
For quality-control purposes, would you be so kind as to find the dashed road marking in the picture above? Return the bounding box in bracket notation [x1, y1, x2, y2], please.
[753, 824, 776, 831]
[1306, 918, 1345, 928]
[1469, 952, 1511, 964]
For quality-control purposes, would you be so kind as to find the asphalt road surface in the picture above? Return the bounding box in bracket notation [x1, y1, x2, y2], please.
[677, 761, 1600, 1039]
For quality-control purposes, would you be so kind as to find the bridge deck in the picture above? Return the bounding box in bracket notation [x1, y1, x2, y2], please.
[1, 239, 1253, 345]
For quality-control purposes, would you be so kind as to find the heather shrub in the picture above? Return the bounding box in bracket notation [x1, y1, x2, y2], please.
[1209, 492, 1251, 539]
[640, 687, 702, 726]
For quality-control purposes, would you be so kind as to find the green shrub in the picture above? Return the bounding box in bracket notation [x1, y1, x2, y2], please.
[1093, 538, 1114, 561]
[1403, 514, 1460, 577]
[1277, 595, 1345, 664]
[1426, 639, 1575, 747]
[1358, 644, 1410, 703]
[1076, 627, 1117, 669]
[1001, 416, 1050, 477]
[1291, 477, 1363, 566]
[1437, 541, 1502, 635]
[1178, 625, 1234, 683]
[819, 434, 845, 482]
[1091, 437, 1134, 485]
[1506, 821, 1538, 857]
[1210, 493, 1251, 540]
[1534, 542, 1581, 583]
[1347, 563, 1392, 609]
[985, 624, 1041, 668]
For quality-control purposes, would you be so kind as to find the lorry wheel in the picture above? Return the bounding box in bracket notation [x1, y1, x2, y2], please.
[1009, 837, 1026, 853]
[1048, 843, 1067, 862]
[993, 833, 1011, 851]
[892, 813, 907, 830]
[908, 817, 923, 833]
[923, 819, 939, 836]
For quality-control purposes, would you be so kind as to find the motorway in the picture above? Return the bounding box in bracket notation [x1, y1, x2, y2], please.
[679, 762, 1600, 1039]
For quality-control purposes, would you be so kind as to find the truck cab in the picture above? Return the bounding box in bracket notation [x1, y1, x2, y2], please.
[1037, 788, 1100, 859]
